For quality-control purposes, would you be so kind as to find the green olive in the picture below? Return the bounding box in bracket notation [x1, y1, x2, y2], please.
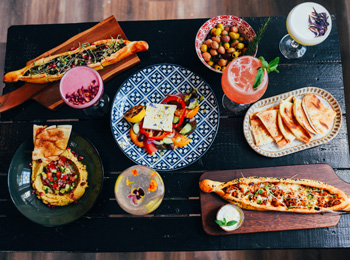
[223, 42, 230, 50]
[215, 28, 222, 36]
[237, 43, 245, 50]
[214, 64, 221, 71]
[217, 23, 225, 30]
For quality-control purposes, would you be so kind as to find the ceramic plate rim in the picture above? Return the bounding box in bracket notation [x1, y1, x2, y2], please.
[110, 63, 220, 171]
[243, 87, 342, 157]
[7, 132, 104, 227]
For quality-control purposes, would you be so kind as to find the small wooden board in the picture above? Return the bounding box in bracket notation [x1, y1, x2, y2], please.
[2, 16, 140, 111]
[199, 164, 350, 235]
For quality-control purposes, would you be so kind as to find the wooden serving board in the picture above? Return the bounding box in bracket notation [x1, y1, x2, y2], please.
[1, 16, 140, 111]
[199, 164, 350, 236]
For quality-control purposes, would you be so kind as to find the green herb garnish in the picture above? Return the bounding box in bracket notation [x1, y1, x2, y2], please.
[245, 17, 271, 56]
[253, 56, 280, 89]
[258, 189, 263, 194]
[215, 218, 238, 227]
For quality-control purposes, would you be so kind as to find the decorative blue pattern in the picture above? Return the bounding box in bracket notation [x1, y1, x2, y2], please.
[110, 64, 220, 171]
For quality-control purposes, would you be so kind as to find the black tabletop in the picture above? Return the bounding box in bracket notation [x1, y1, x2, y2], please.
[1, 17, 350, 252]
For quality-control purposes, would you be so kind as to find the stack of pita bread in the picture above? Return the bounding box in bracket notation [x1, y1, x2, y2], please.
[32, 125, 72, 163]
[250, 93, 337, 148]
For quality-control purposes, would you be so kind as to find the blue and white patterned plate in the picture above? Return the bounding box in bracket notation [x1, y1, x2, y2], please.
[110, 64, 220, 171]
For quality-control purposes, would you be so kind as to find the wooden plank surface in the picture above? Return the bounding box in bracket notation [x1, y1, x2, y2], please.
[0, 7, 349, 254]
[0, 16, 140, 112]
[199, 164, 349, 235]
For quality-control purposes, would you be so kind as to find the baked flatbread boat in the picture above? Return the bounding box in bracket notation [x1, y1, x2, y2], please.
[4, 38, 148, 84]
[200, 177, 350, 213]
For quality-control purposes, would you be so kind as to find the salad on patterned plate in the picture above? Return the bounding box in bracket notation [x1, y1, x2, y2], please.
[124, 88, 201, 155]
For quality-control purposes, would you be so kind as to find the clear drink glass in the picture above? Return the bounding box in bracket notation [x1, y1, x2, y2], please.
[221, 56, 268, 114]
[279, 2, 332, 59]
[59, 66, 110, 117]
[115, 165, 165, 215]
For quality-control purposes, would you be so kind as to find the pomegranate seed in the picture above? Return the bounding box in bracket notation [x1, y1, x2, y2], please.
[38, 159, 42, 163]
[78, 156, 84, 161]
[29, 163, 32, 167]
[48, 204, 51, 207]
[52, 64, 56, 68]
[81, 182, 86, 186]
[74, 201, 77, 204]
[32, 190, 35, 194]
[51, 205, 55, 209]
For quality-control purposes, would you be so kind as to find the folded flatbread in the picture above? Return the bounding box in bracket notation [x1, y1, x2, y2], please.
[302, 93, 337, 135]
[32, 125, 72, 162]
[279, 100, 311, 143]
[277, 113, 295, 143]
[257, 109, 288, 148]
[250, 113, 274, 146]
[293, 97, 317, 137]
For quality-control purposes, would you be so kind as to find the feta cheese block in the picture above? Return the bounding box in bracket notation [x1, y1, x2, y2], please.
[143, 103, 177, 132]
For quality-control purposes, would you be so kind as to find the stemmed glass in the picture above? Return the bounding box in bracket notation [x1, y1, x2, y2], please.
[59, 66, 110, 117]
[279, 2, 332, 59]
[221, 56, 268, 115]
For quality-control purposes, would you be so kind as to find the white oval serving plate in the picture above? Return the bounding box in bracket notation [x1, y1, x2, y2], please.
[243, 87, 342, 157]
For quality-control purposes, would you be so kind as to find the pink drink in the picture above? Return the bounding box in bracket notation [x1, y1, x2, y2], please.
[59, 66, 104, 109]
[221, 56, 268, 104]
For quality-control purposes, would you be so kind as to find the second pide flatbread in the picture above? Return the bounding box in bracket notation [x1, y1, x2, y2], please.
[32, 125, 72, 162]
[293, 97, 317, 137]
[279, 100, 311, 143]
[256, 109, 288, 148]
[302, 93, 337, 135]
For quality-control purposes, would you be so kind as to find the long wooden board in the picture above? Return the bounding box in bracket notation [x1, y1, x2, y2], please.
[0, 16, 140, 112]
[199, 164, 350, 235]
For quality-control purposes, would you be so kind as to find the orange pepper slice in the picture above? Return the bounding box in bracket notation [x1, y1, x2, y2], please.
[130, 128, 144, 148]
[186, 105, 199, 119]
[171, 131, 192, 147]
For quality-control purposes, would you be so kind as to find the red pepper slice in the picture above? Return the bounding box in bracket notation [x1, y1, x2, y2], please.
[161, 95, 186, 128]
[143, 138, 158, 155]
[139, 121, 171, 140]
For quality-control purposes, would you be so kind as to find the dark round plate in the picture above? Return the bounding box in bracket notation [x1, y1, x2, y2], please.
[8, 132, 104, 227]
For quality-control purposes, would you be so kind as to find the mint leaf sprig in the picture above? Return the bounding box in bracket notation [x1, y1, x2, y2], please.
[252, 56, 280, 89]
[215, 218, 238, 227]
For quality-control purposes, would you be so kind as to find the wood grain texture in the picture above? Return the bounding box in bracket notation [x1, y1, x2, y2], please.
[0, 16, 140, 112]
[199, 164, 349, 235]
[0, 0, 349, 255]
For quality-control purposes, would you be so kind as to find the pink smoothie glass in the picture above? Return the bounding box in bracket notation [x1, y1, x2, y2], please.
[59, 66, 104, 109]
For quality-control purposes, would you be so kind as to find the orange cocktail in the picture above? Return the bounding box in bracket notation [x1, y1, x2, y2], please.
[221, 56, 268, 105]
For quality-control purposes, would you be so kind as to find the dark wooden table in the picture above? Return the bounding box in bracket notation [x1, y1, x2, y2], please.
[1, 17, 350, 252]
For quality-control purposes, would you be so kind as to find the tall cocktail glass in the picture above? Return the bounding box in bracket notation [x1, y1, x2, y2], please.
[221, 56, 268, 114]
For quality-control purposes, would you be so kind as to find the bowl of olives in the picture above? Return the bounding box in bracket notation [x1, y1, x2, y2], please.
[195, 15, 257, 73]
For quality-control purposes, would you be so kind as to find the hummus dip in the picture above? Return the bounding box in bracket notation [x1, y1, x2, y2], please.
[31, 149, 88, 206]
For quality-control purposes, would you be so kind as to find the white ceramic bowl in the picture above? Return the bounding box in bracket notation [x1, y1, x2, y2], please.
[195, 15, 257, 74]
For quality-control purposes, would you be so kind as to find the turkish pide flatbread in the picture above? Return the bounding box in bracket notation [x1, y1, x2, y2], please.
[302, 93, 337, 135]
[199, 177, 350, 213]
